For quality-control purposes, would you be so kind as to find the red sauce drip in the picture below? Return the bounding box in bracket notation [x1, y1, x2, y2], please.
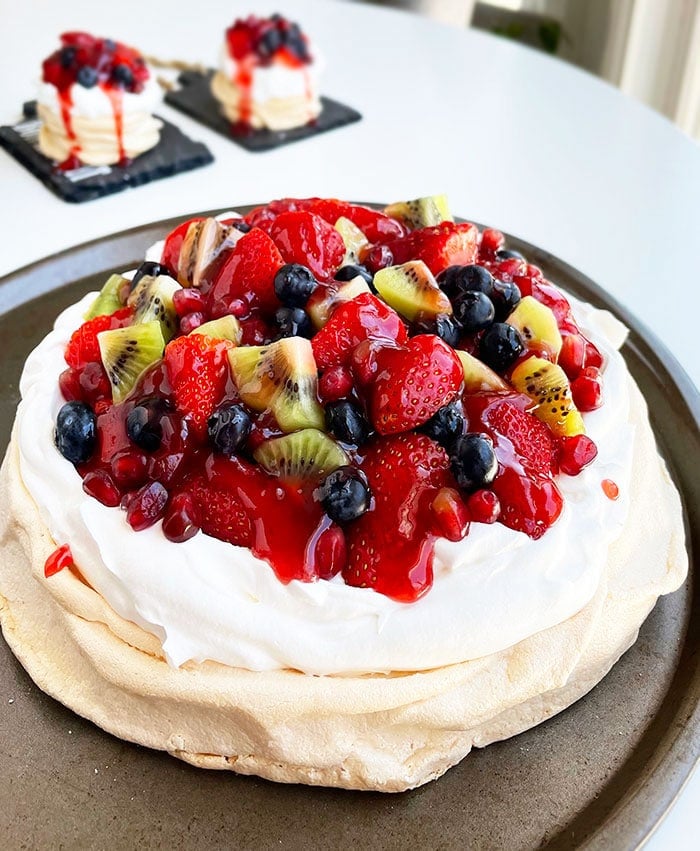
[602, 479, 619, 500]
[45, 544, 73, 578]
[102, 83, 126, 163]
[234, 56, 255, 127]
[56, 86, 81, 165]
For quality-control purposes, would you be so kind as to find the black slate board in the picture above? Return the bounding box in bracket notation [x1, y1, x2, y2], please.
[0, 101, 213, 203]
[165, 69, 362, 152]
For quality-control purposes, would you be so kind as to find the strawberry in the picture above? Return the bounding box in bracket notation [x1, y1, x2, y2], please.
[368, 335, 463, 435]
[311, 293, 407, 370]
[268, 210, 345, 281]
[344, 434, 454, 601]
[206, 227, 284, 317]
[491, 467, 563, 539]
[186, 461, 254, 547]
[164, 334, 233, 440]
[64, 307, 133, 369]
[385, 222, 479, 276]
[483, 399, 557, 477]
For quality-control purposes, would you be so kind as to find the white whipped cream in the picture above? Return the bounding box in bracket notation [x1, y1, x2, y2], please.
[15, 289, 633, 676]
[219, 42, 324, 102]
[37, 75, 161, 120]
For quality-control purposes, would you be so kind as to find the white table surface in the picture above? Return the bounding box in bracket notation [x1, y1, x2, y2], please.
[0, 0, 697, 845]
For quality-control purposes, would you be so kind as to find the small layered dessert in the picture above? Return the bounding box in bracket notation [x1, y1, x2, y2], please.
[211, 15, 323, 131]
[38, 32, 162, 168]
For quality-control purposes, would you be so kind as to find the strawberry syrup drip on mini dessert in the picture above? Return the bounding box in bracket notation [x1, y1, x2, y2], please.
[41, 31, 149, 169]
[53, 197, 607, 604]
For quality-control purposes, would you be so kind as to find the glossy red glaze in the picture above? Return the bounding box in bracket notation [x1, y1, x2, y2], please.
[44, 544, 73, 578]
[602, 479, 619, 500]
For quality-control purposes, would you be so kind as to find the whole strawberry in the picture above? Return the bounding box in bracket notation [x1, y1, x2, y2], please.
[368, 335, 464, 435]
[65, 307, 133, 369]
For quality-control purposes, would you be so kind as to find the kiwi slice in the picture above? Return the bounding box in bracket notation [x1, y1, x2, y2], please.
[374, 260, 452, 321]
[507, 296, 563, 359]
[179, 217, 242, 288]
[335, 216, 369, 266]
[127, 274, 180, 341]
[384, 195, 452, 229]
[510, 355, 585, 437]
[85, 274, 127, 319]
[308, 277, 372, 329]
[191, 315, 242, 343]
[254, 429, 349, 483]
[98, 321, 166, 404]
[457, 350, 509, 393]
[228, 337, 324, 432]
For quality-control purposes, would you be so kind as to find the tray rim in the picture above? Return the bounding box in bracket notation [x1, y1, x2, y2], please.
[0, 207, 698, 849]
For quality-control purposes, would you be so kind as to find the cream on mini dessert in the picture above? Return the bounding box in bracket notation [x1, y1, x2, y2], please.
[210, 15, 323, 131]
[0, 196, 688, 790]
[37, 32, 162, 168]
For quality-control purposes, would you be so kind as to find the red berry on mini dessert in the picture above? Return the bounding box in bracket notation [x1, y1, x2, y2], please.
[64, 307, 134, 369]
[206, 228, 284, 317]
[164, 334, 233, 440]
[571, 367, 603, 411]
[385, 222, 479, 276]
[311, 293, 407, 370]
[368, 335, 463, 435]
[268, 211, 345, 282]
[558, 434, 598, 476]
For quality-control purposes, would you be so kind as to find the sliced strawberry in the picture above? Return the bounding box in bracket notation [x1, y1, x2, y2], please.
[483, 399, 557, 477]
[206, 227, 284, 317]
[268, 210, 345, 281]
[344, 434, 454, 601]
[164, 334, 233, 440]
[161, 217, 203, 273]
[385, 222, 479, 276]
[492, 467, 563, 540]
[64, 307, 133, 369]
[186, 463, 254, 547]
[369, 335, 463, 435]
[311, 293, 407, 370]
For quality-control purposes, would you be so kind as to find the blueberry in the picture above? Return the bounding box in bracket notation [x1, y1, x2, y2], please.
[130, 260, 167, 292]
[412, 313, 461, 348]
[232, 220, 251, 233]
[438, 265, 494, 299]
[126, 402, 165, 452]
[208, 404, 251, 456]
[77, 66, 99, 88]
[59, 47, 76, 69]
[274, 263, 318, 308]
[496, 249, 525, 261]
[491, 280, 521, 321]
[450, 433, 498, 491]
[111, 63, 134, 87]
[325, 401, 370, 446]
[259, 28, 283, 57]
[55, 401, 96, 465]
[334, 264, 374, 288]
[453, 291, 495, 333]
[275, 306, 313, 339]
[479, 323, 524, 372]
[317, 466, 370, 524]
[421, 401, 465, 447]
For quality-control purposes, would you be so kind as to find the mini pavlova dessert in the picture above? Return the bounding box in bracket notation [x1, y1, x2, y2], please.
[0, 196, 687, 792]
[38, 31, 162, 167]
[210, 14, 323, 131]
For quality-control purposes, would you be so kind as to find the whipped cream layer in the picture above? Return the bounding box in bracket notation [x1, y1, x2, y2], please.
[37, 76, 161, 120]
[16, 290, 633, 676]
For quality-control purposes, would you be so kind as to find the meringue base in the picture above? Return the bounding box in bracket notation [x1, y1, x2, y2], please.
[210, 70, 321, 132]
[37, 103, 162, 167]
[0, 376, 687, 792]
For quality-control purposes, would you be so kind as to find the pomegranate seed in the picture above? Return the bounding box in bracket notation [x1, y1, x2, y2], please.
[602, 478, 619, 500]
[44, 544, 73, 578]
[179, 311, 205, 334]
[314, 524, 347, 580]
[240, 316, 273, 346]
[467, 489, 501, 524]
[363, 244, 393, 274]
[125, 481, 169, 531]
[559, 334, 586, 379]
[431, 487, 470, 541]
[558, 434, 598, 476]
[318, 365, 354, 404]
[173, 287, 204, 317]
[228, 298, 248, 318]
[584, 341, 604, 369]
[162, 492, 201, 543]
[58, 368, 83, 402]
[571, 368, 603, 411]
[493, 258, 527, 281]
[480, 228, 504, 256]
[82, 470, 121, 506]
[79, 361, 112, 405]
[111, 450, 149, 487]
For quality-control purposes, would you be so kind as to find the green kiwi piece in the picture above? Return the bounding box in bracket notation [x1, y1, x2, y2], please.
[508, 296, 563, 359]
[308, 277, 372, 329]
[228, 337, 324, 432]
[511, 356, 584, 437]
[84, 274, 127, 319]
[254, 429, 349, 482]
[384, 195, 452, 229]
[127, 274, 180, 341]
[98, 321, 166, 404]
[457, 350, 509, 393]
[374, 260, 452, 321]
[191, 315, 242, 343]
[335, 216, 369, 265]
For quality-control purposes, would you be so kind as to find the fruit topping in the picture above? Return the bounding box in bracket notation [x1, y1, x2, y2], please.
[384, 195, 452, 230]
[176, 218, 242, 289]
[449, 433, 498, 491]
[452, 290, 495, 333]
[335, 217, 370, 266]
[437, 264, 494, 300]
[55, 401, 97, 464]
[273, 263, 318, 308]
[368, 335, 464, 435]
[510, 356, 584, 437]
[506, 296, 562, 360]
[44, 544, 74, 578]
[373, 260, 452, 321]
[269, 211, 345, 282]
[571, 367, 603, 412]
[228, 337, 323, 432]
[208, 404, 252, 456]
[317, 466, 371, 524]
[558, 433, 598, 476]
[456, 350, 509, 392]
[385, 221, 479, 276]
[127, 274, 181, 341]
[334, 263, 374, 287]
[253, 429, 348, 483]
[225, 15, 312, 66]
[126, 399, 167, 452]
[421, 400, 465, 447]
[466, 489, 501, 524]
[162, 492, 201, 543]
[85, 274, 127, 320]
[307, 277, 372, 330]
[318, 364, 354, 404]
[430, 487, 470, 541]
[491, 280, 522, 321]
[478, 322, 524, 373]
[325, 400, 370, 446]
[125, 481, 169, 531]
[65, 307, 134, 370]
[191, 315, 242, 343]
[98, 321, 166, 403]
[275, 306, 313, 339]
